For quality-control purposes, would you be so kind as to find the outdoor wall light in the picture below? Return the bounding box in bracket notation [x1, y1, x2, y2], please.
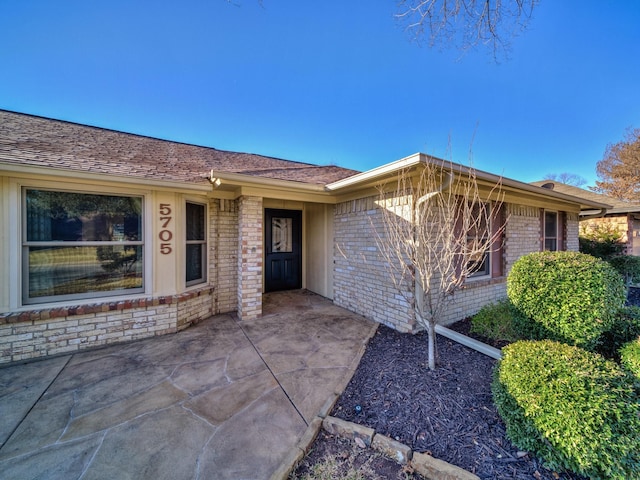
[207, 170, 222, 189]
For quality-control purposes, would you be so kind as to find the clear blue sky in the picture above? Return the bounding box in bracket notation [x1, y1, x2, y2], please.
[1, 1, 639, 187]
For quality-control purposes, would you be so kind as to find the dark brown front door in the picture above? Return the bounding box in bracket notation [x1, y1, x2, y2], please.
[264, 209, 302, 292]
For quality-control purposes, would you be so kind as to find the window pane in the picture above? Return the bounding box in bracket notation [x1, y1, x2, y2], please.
[545, 239, 557, 251]
[186, 203, 205, 241]
[26, 190, 142, 242]
[186, 244, 204, 283]
[272, 217, 292, 253]
[28, 246, 143, 298]
[545, 211, 557, 237]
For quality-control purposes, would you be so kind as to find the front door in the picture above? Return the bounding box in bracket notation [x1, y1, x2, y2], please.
[265, 209, 302, 292]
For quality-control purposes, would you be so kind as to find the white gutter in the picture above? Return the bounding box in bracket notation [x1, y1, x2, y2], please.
[0, 162, 212, 192]
[209, 170, 330, 193]
[326, 153, 611, 211]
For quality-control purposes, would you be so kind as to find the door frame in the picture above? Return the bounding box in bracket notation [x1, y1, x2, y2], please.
[264, 208, 302, 292]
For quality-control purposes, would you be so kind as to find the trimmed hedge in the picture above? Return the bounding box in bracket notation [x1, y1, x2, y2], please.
[507, 251, 626, 350]
[493, 340, 640, 479]
[621, 338, 640, 378]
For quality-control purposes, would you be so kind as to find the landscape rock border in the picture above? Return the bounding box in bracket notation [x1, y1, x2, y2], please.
[271, 324, 496, 480]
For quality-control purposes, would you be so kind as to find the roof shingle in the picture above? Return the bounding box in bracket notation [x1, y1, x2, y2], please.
[0, 110, 359, 186]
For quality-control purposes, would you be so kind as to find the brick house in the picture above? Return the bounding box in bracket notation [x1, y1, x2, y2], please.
[0, 111, 610, 364]
[531, 181, 640, 256]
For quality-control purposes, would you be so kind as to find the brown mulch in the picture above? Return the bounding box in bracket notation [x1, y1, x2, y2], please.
[293, 325, 585, 479]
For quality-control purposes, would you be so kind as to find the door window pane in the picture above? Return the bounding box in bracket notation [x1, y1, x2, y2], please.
[272, 217, 293, 253]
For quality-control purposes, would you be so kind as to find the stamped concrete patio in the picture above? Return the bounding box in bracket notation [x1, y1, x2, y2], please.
[0, 291, 377, 480]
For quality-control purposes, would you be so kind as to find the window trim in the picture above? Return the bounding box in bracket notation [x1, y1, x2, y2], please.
[21, 186, 146, 305]
[466, 201, 492, 280]
[543, 210, 559, 251]
[185, 200, 207, 287]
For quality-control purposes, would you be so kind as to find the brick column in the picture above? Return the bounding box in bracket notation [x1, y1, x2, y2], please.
[237, 196, 263, 320]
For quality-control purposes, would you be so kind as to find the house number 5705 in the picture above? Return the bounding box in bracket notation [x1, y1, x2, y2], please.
[159, 203, 173, 255]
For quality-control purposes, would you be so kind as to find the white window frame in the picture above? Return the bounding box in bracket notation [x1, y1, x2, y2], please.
[185, 200, 207, 287]
[18, 183, 150, 306]
[466, 201, 492, 280]
[544, 210, 559, 251]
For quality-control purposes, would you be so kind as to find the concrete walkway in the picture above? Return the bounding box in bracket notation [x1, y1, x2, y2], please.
[0, 291, 377, 480]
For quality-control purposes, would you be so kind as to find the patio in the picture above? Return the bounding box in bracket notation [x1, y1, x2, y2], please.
[0, 291, 377, 480]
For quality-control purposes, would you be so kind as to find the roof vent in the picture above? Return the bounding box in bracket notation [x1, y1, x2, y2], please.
[541, 182, 555, 190]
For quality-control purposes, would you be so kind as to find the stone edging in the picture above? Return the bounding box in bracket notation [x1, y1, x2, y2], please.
[270, 323, 495, 480]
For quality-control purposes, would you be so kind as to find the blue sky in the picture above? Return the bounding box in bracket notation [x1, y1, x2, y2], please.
[1, 1, 639, 187]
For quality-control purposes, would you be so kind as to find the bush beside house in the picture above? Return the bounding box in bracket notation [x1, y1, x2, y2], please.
[493, 340, 640, 480]
[506, 251, 626, 350]
[485, 251, 640, 478]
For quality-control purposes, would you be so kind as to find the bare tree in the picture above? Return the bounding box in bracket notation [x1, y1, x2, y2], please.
[396, 0, 538, 59]
[375, 159, 506, 369]
[592, 127, 640, 201]
[543, 173, 588, 187]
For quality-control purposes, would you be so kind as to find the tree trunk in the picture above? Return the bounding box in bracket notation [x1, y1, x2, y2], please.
[427, 321, 437, 370]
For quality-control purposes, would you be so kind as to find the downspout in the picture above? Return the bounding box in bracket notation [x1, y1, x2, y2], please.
[415, 171, 454, 209]
[413, 170, 454, 327]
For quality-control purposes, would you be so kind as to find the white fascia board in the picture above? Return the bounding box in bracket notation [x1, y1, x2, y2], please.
[209, 171, 331, 193]
[326, 153, 612, 210]
[0, 162, 212, 193]
[325, 153, 423, 191]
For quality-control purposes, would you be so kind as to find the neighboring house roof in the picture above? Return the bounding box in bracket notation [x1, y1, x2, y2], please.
[0, 110, 358, 186]
[530, 181, 640, 215]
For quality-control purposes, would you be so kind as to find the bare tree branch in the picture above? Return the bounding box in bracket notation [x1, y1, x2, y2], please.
[396, 0, 538, 60]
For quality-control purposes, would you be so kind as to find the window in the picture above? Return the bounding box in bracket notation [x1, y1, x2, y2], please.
[544, 211, 558, 251]
[466, 202, 491, 278]
[185, 202, 206, 286]
[23, 189, 144, 304]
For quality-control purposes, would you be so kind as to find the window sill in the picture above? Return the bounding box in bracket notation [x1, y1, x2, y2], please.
[0, 286, 215, 325]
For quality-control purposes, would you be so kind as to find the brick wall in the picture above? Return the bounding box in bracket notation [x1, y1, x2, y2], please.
[237, 196, 263, 320]
[0, 287, 214, 365]
[334, 199, 559, 331]
[566, 212, 580, 252]
[333, 196, 416, 332]
[210, 198, 238, 313]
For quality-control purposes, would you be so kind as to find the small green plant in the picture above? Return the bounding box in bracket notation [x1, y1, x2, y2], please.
[621, 338, 640, 379]
[608, 255, 640, 285]
[507, 251, 626, 350]
[492, 340, 640, 479]
[579, 222, 625, 258]
[597, 306, 640, 360]
[470, 299, 521, 342]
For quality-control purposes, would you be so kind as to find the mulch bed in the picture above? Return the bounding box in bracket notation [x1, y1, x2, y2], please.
[294, 290, 640, 479]
[329, 327, 582, 479]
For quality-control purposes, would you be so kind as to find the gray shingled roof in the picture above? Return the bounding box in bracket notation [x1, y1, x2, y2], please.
[531, 180, 640, 214]
[0, 110, 359, 186]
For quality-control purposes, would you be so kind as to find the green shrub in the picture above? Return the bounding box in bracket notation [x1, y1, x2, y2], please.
[621, 338, 640, 378]
[470, 299, 521, 342]
[507, 251, 626, 350]
[492, 340, 640, 479]
[579, 223, 625, 258]
[608, 255, 640, 285]
[597, 306, 640, 360]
